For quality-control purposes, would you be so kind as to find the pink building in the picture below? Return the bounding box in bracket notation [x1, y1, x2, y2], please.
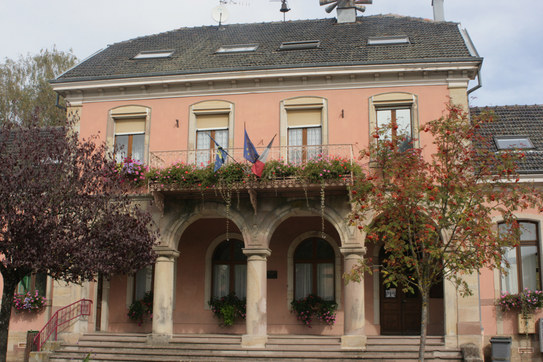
[4, 3, 543, 362]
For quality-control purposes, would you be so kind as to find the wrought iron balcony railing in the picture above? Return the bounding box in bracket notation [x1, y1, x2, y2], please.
[150, 144, 355, 169]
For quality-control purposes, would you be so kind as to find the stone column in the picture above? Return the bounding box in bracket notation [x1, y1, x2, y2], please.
[340, 246, 367, 350]
[241, 248, 271, 348]
[149, 247, 179, 345]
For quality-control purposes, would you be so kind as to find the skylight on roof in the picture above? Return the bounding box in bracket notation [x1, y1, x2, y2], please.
[494, 136, 534, 150]
[279, 40, 320, 51]
[133, 50, 174, 59]
[216, 44, 259, 54]
[367, 36, 410, 46]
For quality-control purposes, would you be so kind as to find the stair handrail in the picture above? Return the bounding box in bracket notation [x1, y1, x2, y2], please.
[33, 298, 93, 351]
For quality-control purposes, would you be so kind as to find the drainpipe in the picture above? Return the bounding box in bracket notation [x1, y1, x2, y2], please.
[55, 93, 67, 111]
[467, 70, 482, 96]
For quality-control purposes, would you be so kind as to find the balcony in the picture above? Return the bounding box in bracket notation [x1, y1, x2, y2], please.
[148, 144, 358, 194]
[150, 144, 355, 169]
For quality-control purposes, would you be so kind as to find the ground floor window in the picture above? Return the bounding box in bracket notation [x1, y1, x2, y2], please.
[294, 237, 334, 300]
[500, 221, 540, 293]
[18, 273, 47, 296]
[134, 265, 154, 301]
[212, 239, 247, 299]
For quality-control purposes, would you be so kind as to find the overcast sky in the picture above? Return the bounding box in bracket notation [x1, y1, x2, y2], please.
[1, 0, 541, 107]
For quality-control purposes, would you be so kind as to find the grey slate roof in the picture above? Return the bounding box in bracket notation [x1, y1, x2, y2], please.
[471, 105, 543, 174]
[54, 15, 478, 83]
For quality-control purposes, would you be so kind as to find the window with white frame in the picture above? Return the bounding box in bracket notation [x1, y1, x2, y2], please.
[294, 238, 335, 300]
[115, 118, 145, 163]
[212, 239, 247, 299]
[196, 113, 229, 167]
[369, 93, 418, 149]
[500, 221, 541, 293]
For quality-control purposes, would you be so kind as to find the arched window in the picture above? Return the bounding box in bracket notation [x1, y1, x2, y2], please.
[294, 237, 335, 300]
[212, 239, 247, 299]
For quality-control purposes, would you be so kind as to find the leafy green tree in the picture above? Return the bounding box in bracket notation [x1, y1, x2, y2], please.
[345, 104, 542, 361]
[0, 115, 157, 362]
[0, 46, 77, 126]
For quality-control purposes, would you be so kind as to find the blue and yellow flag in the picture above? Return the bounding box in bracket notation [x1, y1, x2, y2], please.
[214, 147, 226, 172]
[243, 129, 259, 163]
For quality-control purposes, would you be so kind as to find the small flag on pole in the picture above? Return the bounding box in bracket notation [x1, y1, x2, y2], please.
[243, 129, 259, 163]
[252, 135, 276, 177]
[205, 132, 229, 172]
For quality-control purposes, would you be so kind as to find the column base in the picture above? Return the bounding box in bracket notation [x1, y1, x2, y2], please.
[146, 333, 171, 345]
[341, 335, 367, 350]
[241, 334, 268, 348]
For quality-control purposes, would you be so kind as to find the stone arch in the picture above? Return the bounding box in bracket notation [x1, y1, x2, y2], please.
[159, 201, 252, 251]
[257, 198, 353, 249]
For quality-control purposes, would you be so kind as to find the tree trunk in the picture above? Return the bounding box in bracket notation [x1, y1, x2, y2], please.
[418, 286, 430, 362]
[0, 271, 21, 362]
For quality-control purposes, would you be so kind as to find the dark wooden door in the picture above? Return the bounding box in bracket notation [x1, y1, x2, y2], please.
[379, 251, 422, 335]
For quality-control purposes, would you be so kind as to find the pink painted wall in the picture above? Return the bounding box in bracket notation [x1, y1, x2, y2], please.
[77, 85, 451, 158]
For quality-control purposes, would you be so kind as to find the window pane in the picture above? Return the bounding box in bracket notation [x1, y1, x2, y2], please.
[115, 135, 129, 163]
[295, 263, 312, 300]
[233, 240, 247, 261]
[18, 275, 31, 294]
[306, 127, 322, 160]
[131, 134, 145, 162]
[316, 239, 334, 259]
[214, 130, 228, 149]
[213, 241, 231, 261]
[317, 263, 334, 300]
[135, 266, 153, 300]
[395, 109, 412, 138]
[501, 248, 519, 294]
[521, 246, 540, 291]
[289, 128, 303, 163]
[377, 110, 393, 139]
[35, 273, 47, 296]
[213, 264, 230, 298]
[520, 222, 537, 241]
[295, 240, 313, 259]
[234, 265, 247, 299]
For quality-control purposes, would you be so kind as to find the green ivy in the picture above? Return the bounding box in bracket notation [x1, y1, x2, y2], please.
[208, 292, 246, 327]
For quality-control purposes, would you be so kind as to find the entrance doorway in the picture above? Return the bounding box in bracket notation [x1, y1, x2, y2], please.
[379, 248, 422, 335]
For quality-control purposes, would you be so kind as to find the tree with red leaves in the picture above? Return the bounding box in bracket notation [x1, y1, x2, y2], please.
[345, 104, 542, 361]
[0, 117, 157, 362]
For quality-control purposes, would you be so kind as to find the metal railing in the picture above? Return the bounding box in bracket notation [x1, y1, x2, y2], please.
[33, 299, 93, 351]
[150, 144, 355, 169]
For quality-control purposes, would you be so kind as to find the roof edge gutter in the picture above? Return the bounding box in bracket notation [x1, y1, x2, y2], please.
[467, 69, 482, 95]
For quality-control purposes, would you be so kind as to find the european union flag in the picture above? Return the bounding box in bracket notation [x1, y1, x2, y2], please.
[243, 129, 259, 163]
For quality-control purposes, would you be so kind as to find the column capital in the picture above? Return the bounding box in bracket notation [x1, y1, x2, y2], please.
[153, 246, 180, 260]
[243, 248, 271, 260]
[340, 246, 367, 259]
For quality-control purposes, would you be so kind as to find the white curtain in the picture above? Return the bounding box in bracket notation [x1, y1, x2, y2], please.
[289, 128, 303, 164]
[115, 135, 129, 163]
[501, 248, 519, 294]
[306, 127, 322, 160]
[213, 265, 230, 298]
[235, 265, 247, 299]
[295, 263, 312, 300]
[131, 134, 145, 162]
[317, 263, 334, 300]
[135, 266, 153, 300]
[196, 131, 210, 166]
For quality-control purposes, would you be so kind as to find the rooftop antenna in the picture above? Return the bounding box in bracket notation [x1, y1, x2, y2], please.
[211, 4, 230, 27]
[271, 0, 291, 21]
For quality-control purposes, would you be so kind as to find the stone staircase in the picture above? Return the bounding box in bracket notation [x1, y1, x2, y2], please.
[46, 333, 463, 362]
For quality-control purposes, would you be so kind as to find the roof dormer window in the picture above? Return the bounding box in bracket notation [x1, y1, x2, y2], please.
[367, 36, 410, 45]
[494, 136, 535, 150]
[132, 50, 174, 59]
[279, 40, 320, 51]
[216, 44, 259, 53]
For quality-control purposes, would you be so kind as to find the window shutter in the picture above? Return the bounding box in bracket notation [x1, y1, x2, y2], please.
[115, 118, 146, 134]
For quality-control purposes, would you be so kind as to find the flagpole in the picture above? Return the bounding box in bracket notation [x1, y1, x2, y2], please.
[205, 132, 238, 164]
